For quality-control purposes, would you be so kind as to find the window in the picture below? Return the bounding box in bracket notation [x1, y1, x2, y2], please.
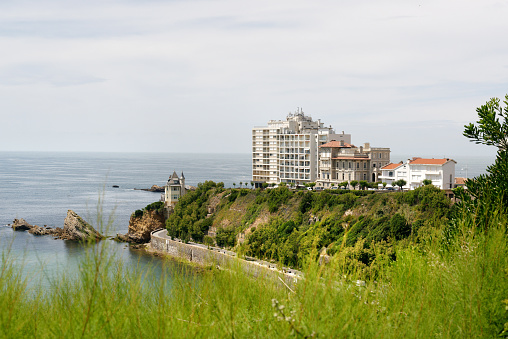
[363, 162, 366, 169]
[373, 163, 376, 168]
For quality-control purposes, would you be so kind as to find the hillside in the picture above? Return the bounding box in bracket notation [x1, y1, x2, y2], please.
[165, 182, 452, 276]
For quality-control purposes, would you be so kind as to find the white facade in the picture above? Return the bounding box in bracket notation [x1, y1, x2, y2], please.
[379, 158, 456, 190]
[252, 109, 351, 185]
[164, 171, 186, 208]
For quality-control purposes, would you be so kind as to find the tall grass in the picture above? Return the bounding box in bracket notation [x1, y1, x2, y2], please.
[1, 206, 507, 338]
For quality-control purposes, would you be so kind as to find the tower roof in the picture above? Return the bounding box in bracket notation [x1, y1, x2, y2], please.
[181, 171, 185, 179]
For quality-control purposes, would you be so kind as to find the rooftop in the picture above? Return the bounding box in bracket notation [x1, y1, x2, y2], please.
[381, 162, 403, 170]
[409, 158, 455, 165]
[319, 140, 355, 148]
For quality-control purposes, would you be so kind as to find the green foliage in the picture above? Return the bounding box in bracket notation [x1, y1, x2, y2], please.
[203, 235, 214, 247]
[133, 209, 143, 218]
[133, 201, 165, 219]
[423, 179, 432, 185]
[350, 180, 358, 189]
[463, 94, 508, 151]
[145, 201, 164, 214]
[166, 181, 219, 241]
[216, 227, 236, 248]
[267, 185, 292, 213]
[455, 94, 508, 227]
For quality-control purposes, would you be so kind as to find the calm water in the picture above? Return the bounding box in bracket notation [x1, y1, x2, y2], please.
[0, 152, 251, 288]
[0, 151, 494, 288]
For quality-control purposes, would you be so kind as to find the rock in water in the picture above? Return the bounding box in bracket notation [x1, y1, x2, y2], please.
[62, 210, 103, 241]
[12, 218, 33, 231]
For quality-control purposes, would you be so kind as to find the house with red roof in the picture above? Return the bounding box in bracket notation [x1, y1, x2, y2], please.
[379, 157, 456, 190]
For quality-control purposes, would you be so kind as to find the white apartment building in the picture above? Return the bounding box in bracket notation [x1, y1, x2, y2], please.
[252, 109, 350, 186]
[379, 158, 456, 190]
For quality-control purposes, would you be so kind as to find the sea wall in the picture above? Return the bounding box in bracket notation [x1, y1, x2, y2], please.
[150, 229, 301, 285]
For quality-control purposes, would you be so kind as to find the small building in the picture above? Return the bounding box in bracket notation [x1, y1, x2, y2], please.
[378, 162, 405, 187]
[454, 177, 467, 189]
[164, 171, 186, 209]
[379, 157, 456, 190]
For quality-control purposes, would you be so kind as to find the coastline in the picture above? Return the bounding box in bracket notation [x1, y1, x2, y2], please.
[148, 229, 302, 284]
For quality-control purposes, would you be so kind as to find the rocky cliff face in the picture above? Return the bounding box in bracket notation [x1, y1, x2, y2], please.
[119, 210, 165, 243]
[61, 210, 103, 241]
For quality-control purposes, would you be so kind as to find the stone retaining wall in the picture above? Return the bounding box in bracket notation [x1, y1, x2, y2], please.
[150, 230, 301, 286]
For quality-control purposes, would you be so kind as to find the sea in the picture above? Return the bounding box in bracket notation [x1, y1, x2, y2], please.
[0, 152, 495, 288]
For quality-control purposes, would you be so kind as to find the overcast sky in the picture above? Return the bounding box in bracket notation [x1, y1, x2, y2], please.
[1, 0, 507, 157]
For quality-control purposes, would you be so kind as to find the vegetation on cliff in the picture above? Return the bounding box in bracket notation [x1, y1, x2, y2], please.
[165, 180, 451, 278]
[1, 95, 507, 337]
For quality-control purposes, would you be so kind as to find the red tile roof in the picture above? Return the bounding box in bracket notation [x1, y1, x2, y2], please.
[409, 158, 454, 165]
[381, 163, 402, 170]
[319, 140, 355, 148]
[455, 177, 466, 185]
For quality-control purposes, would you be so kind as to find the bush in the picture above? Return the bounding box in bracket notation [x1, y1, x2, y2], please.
[133, 209, 143, 218]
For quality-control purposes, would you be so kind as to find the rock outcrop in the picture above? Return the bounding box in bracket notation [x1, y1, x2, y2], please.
[11, 210, 102, 241]
[136, 185, 165, 192]
[12, 218, 33, 231]
[28, 225, 64, 237]
[61, 210, 103, 241]
[116, 210, 165, 243]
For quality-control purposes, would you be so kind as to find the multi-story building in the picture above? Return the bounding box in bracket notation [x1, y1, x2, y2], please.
[164, 171, 186, 209]
[252, 109, 350, 186]
[316, 141, 391, 188]
[379, 158, 456, 190]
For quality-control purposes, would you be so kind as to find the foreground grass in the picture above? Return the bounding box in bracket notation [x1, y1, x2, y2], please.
[1, 213, 508, 338]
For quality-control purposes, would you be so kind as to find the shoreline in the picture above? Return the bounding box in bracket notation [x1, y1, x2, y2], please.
[149, 229, 302, 284]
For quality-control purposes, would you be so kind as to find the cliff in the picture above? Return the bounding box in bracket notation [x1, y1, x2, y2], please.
[117, 206, 165, 243]
[163, 181, 453, 273]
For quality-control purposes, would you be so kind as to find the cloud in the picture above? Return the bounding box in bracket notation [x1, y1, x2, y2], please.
[0, 63, 106, 86]
[0, 0, 507, 156]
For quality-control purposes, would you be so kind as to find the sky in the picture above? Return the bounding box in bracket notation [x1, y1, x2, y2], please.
[1, 0, 507, 157]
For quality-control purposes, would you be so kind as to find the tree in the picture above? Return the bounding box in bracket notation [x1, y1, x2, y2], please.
[359, 180, 368, 190]
[395, 179, 406, 191]
[350, 180, 358, 190]
[233, 183, 236, 188]
[250, 181, 254, 189]
[262, 183, 269, 189]
[423, 179, 432, 186]
[382, 182, 387, 188]
[455, 94, 508, 226]
[239, 182, 243, 188]
[463, 94, 508, 151]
